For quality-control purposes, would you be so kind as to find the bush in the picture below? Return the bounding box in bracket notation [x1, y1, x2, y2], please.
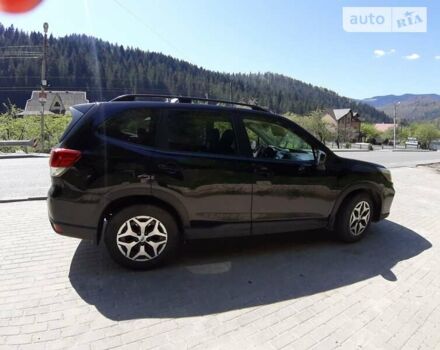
[344, 142, 351, 149]
[0, 114, 71, 152]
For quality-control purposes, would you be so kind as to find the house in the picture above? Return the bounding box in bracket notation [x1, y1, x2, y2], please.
[22, 91, 88, 116]
[322, 108, 361, 142]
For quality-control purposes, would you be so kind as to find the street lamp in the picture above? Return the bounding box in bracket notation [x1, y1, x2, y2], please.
[393, 101, 400, 149]
[40, 22, 48, 152]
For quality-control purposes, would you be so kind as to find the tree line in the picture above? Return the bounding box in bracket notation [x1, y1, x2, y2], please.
[0, 23, 389, 122]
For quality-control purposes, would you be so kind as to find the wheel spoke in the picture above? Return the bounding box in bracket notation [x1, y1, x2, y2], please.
[131, 217, 154, 235]
[349, 212, 357, 226]
[117, 240, 139, 258]
[146, 221, 167, 239]
[132, 245, 152, 261]
[117, 222, 140, 239]
[146, 240, 167, 257]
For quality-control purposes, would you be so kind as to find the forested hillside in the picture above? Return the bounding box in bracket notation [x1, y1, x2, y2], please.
[363, 94, 440, 121]
[0, 24, 389, 121]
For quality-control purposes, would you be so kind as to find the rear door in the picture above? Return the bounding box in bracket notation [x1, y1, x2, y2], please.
[151, 107, 252, 238]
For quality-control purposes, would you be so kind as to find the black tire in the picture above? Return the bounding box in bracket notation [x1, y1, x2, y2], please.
[104, 205, 180, 270]
[335, 193, 373, 242]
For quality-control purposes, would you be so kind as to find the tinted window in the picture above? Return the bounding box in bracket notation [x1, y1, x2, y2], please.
[60, 105, 93, 142]
[243, 117, 315, 162]
[165, 110, 236, 155]
[99, 108, 158, 147]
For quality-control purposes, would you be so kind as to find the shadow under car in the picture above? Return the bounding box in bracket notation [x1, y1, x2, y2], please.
[68, 220, 431, 321]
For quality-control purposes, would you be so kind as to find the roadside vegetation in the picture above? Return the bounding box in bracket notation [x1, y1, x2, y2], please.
[287, 110, 440, 149]
[361, 121, 440, 149]
[1, 104, 440, 153]
[0, 105, 70, 152]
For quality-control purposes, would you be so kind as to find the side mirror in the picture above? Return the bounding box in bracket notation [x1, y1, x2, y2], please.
[317, 150, 327, 167]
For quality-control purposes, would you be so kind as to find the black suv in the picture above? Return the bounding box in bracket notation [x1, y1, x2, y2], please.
[48, 94, 395, 269]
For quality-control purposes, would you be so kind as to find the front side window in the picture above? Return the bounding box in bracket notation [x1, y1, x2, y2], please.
[243, 117, 315, 162]
[165, 110, 237, 155]
[98, 108, 158, 147]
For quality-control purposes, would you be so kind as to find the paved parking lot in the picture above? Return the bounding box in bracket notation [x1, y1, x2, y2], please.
[0, 165, 440, 349]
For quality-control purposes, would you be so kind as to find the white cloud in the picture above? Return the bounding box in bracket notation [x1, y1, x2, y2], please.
[435, 55, 440, 60]
[404, 53, 420, 60]
[373, 50, 386, 58]
[373, 49, 396, 58]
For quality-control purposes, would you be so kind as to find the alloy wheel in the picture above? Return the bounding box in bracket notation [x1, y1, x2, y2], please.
[116, 216, 168, 261]
[349, 201, 371, 236]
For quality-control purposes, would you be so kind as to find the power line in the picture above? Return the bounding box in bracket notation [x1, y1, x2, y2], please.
[111, 0, 184, 57]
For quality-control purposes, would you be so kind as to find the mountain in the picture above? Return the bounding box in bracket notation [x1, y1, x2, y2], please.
[363, 94, 440, 121]
[0, 23, 389, 122]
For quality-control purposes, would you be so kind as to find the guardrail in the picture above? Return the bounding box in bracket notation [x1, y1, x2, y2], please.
[0, 139, 38, 153]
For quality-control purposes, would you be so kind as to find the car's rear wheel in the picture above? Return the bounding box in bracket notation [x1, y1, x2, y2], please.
[335, 193, 373, 242]
[104, 205, 179, 269]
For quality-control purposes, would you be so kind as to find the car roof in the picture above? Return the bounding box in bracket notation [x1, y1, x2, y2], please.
[94, 100, 275, 117]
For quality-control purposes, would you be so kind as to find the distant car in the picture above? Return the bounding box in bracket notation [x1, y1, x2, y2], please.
[405, 137, 419, 148]
[47, 94, 395, 270]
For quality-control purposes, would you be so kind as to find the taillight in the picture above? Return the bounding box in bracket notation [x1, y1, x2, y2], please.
[49, 148, 81, 177]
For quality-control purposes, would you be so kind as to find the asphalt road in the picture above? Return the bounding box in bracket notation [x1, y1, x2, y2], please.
[0, 156, 50, 201]
[336, 150, 440, 168]
[0, 150, 440, 201]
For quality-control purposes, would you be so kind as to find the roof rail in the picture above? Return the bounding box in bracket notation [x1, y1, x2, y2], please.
[110, 94, 270, 112]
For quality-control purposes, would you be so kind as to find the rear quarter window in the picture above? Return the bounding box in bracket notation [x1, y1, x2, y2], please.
[59, 105, 94, 142]
[98, 108, 159, 147]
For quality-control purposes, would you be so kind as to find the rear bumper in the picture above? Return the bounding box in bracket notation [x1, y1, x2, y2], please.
[49, 219, 96, 241]
[47, 186, 99, 242]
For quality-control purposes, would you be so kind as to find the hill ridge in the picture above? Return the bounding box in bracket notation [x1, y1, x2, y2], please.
[0, 23, 389, 122]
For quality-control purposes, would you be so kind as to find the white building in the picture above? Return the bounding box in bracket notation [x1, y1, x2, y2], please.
[22, 91, 88, 116]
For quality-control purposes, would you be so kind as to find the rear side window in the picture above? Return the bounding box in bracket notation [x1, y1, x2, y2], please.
[165, 110, 236, 155]
[98, 108, 158, 147]
[60, 105, 93, 142]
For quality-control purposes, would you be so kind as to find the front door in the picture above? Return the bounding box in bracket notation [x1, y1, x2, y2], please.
[152, 108, 252, 238]
[240, 114, 337, 235]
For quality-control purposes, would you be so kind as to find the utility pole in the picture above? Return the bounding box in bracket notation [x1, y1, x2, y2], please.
[229, 81, 232, 101]
[393, 101, 400, 149]
[39, 22, 49, 152]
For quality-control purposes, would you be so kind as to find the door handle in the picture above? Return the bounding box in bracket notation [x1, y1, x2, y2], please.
[297, 164, 311, 174]
[158, 162, 180, 175]
[254, 165, 273, 178]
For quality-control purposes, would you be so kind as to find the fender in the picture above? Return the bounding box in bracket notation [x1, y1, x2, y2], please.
[327, 181, 383, 230]
[95, 184, 190, 243]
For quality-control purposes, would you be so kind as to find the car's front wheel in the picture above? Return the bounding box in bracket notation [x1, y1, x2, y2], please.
[336, 193, 373, 242]
[104, 205, 180, 269]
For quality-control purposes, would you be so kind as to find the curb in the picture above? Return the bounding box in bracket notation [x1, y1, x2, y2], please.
[0, 196, 47, 204]
[332, 149, 370, 152]
[0, 153, 49, 159]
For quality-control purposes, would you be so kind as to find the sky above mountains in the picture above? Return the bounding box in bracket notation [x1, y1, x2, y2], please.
[1, 0, 439, 99]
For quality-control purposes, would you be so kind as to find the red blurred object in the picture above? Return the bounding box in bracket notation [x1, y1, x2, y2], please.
[0, 0, 42, 13]
[52, 223, 63, 234]
[50, 148, 81, 168]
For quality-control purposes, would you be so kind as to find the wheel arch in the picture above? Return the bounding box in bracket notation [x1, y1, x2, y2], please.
[96, 195, 188, 244]
[328, 184, 382, 230]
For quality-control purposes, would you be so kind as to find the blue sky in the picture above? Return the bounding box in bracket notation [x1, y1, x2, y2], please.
[0, 0, 439, 99]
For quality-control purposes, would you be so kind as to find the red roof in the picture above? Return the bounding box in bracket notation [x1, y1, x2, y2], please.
[374, 123, 395, 132]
